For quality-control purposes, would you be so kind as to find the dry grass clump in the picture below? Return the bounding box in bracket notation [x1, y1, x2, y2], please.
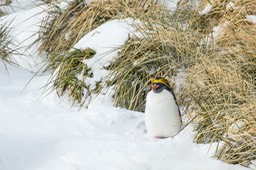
[176, 0, 256, 166]
[49, 48, 96, 106]
[215, 21, 255, 167]
[39, 0, 87, 53]
[39, 0, 169, 54]
[189, 0, 228, 33]
[107, 37, 167, 111]
[0, 0, 12, 16]
[107, 23, 203, 111]
[219, 103, 256, 166]
[0, 10, 5, 17]
[39, 0, 173, 107]
[217, 23, 256, 85]
[188, 0, 256, 34]
[0, 0, 12, 5]
[184, 51, 255, 166]
[41, 0, 55, 4]
[186, 54, 255, 139]
[0, 23, 12, 62]
[182, 2, 256, 164]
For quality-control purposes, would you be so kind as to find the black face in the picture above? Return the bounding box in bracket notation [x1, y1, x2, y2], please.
[151, 83, 171, 93]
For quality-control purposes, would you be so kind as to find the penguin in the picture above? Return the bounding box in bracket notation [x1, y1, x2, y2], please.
[145, 77, 182, 138]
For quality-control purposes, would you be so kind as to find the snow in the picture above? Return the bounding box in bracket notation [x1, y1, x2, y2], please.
[0, 5, 48, 72]
[0, 1, 253, 170]
[226, 1, 240, 10]
[0, 62, 249, 170]
[246, 15, 256, 24]
[250, 161, 256, 170]
[199, 3, 212, 15]
[74, 18, 139, 89]
[157, 0, 180, 10]
[212, 21, 229, 38]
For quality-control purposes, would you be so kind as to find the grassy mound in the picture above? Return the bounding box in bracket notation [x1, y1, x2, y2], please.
[39, 0, 174, 106]
[107, 23, 203, 111]
[181, 0, 256, 166]
[48, 48, 96, 106]
[39, 0, 169, 54]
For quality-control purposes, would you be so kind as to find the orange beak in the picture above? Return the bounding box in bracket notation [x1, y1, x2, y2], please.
[151, 84, 159, 91]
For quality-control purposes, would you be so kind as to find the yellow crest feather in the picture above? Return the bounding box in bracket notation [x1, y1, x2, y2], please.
[150, 77, 171, 89]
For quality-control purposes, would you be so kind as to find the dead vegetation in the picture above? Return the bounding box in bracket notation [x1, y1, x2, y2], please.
[0, 23, 12, 62]
[47, 48, 96, 106]
[180, 0, 256, 166]
[39, 0, 169, 54]
[107, 23, 203, 111]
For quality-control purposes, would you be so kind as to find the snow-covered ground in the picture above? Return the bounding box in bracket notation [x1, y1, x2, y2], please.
[0, 62, 249, 170]
[0, 1, 254, 170]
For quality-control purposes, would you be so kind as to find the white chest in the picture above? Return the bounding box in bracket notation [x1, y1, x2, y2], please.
[145, 90, 181, 137]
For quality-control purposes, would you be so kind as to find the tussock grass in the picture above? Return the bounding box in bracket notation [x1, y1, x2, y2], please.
[187, 0, 256, 34]
[39, 0, 168, 54]
[185, 51, 256, 166]
[39, 0, 86, 53]
[42, 0, 55, 4]
[0, 0, 12, 6]
[39, 0, 174, 108]
[0, 23, 12, 62]
[0, 10, 5, 17]
[107, 22, 204, 111]
[219, 103, 256, 166]
[181, 0, 256, 166]
[187, 0, 226, 33]
[215, 22, 256, 167]
[186, 55, 255, 139]
[107, 37, 167, 111]
[217, 23, 256, 85]
[49, 48, 96, 106]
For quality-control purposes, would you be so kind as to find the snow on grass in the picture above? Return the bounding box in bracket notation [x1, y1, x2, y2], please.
[0, 0, 45, 14]
[157, 0, 179, 11]
[74, 18, 138, 89]
[212, 21, 229, 38]
[199, 3, 212, 16]
[246, 15, 256, 24]
[0, 4, 48, 72]
[226, 1, 240, 10]
[250, 161, 256, 170]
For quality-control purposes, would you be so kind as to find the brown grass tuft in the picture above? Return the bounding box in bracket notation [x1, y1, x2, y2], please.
[48, 48, 96, 106]
[181, 0, 256, 166]
[107, 22, 204, 111]
[39, 0, 175, 108]
[39, 0, 169, 54]
[0, 23, 12, 62]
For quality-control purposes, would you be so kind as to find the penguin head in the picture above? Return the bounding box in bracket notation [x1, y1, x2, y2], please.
[149, 77, 172, 93]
